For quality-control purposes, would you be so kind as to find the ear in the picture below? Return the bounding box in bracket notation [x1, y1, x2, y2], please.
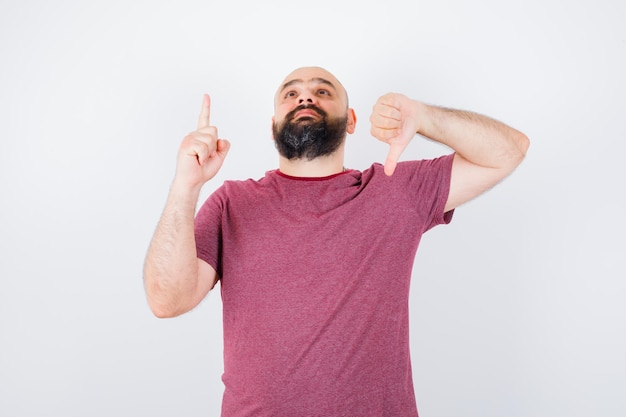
[346, 108, 357, 134]
[270, 116, 275, 141]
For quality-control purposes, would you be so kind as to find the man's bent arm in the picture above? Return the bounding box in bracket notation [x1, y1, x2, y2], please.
[418, 104, 530, 212]
[370, 93, 529, 211]
[143, 94, 228, 318]
[144, 184, 217, 318]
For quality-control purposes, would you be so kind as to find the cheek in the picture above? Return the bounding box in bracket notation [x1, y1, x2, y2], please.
[324, 103, 344, 116]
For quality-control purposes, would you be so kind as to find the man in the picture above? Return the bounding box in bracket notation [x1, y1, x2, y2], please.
[144, 66, 529, 416]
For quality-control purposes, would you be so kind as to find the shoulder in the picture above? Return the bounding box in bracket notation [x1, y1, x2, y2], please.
[360, 154, 454, 185]
[395, 154, 455, 175]
[213, 170, 278, 195]
[199, 171, 280, 213]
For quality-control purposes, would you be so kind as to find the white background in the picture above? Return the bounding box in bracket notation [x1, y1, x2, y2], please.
[1, 0, 624, 416]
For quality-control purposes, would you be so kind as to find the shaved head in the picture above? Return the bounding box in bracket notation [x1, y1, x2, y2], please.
[275, 66, 349, 109]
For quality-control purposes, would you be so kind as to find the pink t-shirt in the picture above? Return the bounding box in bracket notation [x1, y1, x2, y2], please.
[195, 155, 454, 416]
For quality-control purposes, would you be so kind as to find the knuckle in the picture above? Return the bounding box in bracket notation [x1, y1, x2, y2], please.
[198, 126, 218, 137]
[181, 133, 196, 147]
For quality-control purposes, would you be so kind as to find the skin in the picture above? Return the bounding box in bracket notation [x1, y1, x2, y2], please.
[143, 66, 530, 318]
[143, 94, 229, 317]
[369, 93, 530, 211]
[272, 66, 356, 177]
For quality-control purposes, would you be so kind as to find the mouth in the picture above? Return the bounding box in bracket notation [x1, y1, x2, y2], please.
[294, 108, 321, 120]
[288, 104, 325, 123]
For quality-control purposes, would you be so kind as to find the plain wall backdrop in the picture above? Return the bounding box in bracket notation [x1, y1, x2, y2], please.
[1, 0, 624, 416]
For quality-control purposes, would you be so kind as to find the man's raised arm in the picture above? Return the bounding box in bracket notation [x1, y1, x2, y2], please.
[143, 95, 230, 318]
[370, 93, 529, 211]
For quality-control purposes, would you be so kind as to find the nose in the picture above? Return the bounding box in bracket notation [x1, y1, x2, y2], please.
[298, 92, 315, 105]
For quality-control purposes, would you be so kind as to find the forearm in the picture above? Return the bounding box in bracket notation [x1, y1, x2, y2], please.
[418, 102, 529, 171]
[143, 183, 202, 318]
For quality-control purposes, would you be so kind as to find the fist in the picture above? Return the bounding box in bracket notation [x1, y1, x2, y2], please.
[175, 94, 230, 189]
[369, 93, 420, 176]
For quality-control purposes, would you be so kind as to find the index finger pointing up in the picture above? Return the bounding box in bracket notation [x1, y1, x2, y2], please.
[197, 94, 211, 129]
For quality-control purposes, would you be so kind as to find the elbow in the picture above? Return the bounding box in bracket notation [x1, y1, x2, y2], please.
[147, 295, 173, 318]
[508, 130, 530, 168]
[517, 131, 530, 158]
[144, 276, 184, 319]
[147, 296, 184, 319]
[151, 309, 179, 319]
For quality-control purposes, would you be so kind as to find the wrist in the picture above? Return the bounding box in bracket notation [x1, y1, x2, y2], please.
[169, 177, 203, 203]
[414, 100, 431, 136]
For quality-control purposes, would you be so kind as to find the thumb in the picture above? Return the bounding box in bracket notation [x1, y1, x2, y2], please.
[215, 139, 231, 159]
[384, 141, 407, 176]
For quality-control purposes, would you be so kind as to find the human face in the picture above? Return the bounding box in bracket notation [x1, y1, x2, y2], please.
[273, 67, 354, 132]
[272, 104, 348, 160]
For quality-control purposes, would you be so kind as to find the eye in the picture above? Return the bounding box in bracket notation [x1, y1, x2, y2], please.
[285, 90, 298, 99]
[317, 89, 330, 96]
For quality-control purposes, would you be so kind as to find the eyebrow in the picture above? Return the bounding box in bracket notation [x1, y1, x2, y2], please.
[280, 77, 337, 93]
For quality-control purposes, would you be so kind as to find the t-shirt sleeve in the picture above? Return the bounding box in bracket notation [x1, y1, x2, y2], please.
[194, 190, 224, 277]
[397, 153, 455, 233]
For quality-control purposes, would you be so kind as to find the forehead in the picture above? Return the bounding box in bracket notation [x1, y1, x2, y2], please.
[275, 67, 346, 100]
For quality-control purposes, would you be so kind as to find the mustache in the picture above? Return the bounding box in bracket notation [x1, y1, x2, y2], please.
[285, 104, 327, 121]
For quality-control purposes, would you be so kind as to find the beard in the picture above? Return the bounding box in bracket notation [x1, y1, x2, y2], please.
[272, 104, 348, 161]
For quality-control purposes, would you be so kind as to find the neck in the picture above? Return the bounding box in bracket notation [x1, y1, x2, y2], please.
[278, 148, 346, 178]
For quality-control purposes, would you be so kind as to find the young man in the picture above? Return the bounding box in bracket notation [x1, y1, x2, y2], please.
[144, 66, 529, 416]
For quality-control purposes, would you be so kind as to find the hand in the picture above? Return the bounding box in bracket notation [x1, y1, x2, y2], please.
[369, 93, 420, 176]
[174, 94, 230, 190]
